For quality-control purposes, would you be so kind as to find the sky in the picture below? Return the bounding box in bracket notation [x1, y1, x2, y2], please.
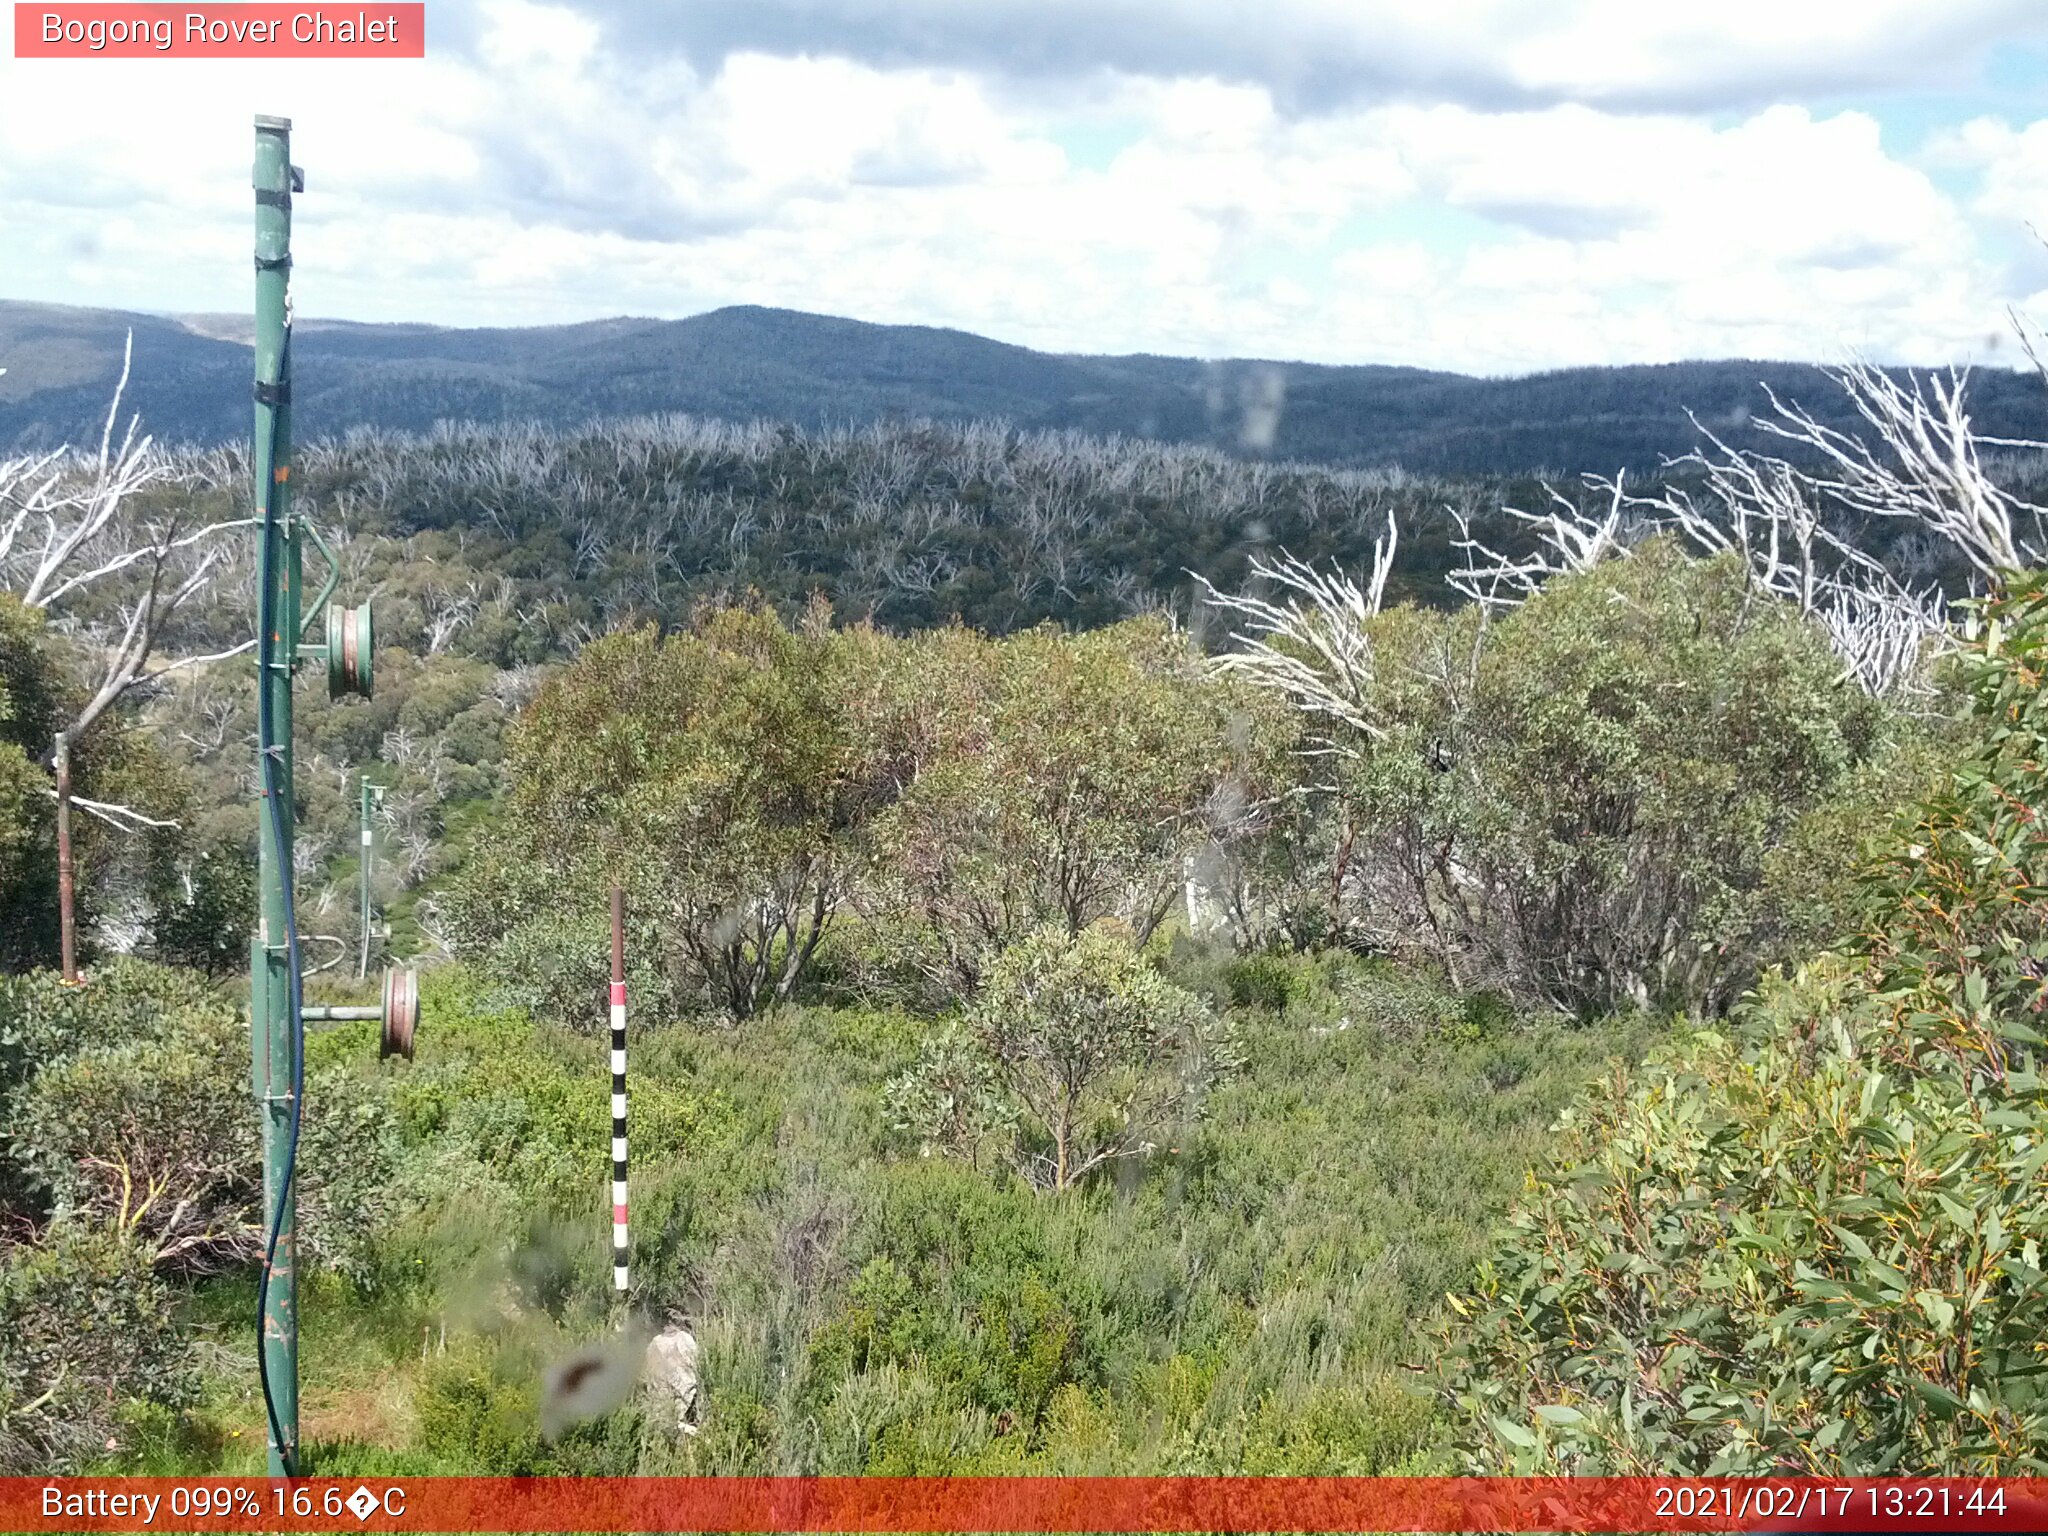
[3, 0, 2048, 375]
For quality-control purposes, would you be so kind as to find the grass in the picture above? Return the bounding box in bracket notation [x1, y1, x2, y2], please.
[137, 949, 1661, 1476]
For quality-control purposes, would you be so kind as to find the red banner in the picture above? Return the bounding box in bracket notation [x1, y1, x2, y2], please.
[5, 1476, 2047, 1532]
[12, 4, 425, 58]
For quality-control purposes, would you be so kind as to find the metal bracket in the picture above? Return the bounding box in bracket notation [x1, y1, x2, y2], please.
[300, 519, 340, 642]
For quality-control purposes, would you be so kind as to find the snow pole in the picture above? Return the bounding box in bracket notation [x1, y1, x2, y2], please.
[356, 777, 385, 979]
[610, 884, 629, 1294]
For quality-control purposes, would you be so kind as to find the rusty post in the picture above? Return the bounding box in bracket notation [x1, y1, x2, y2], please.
[612, 884, 625, 986]
[53, 731, 76, 983]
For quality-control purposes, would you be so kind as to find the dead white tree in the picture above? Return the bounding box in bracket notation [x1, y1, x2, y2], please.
[1814, 581, 1948, 699]
[0, 335, 254, 976]
[1644, 426, 1844, 615]
[1440, 356, 2046, 699]
[420, 578, 481, 655]
[1622, 358, 2048, 697]
[1753, 362, 2047, 582]
[1193, 512, 1449, 956]
[174, 692, 240, 756]
[1192, 509, 1399, 757]
[1629, 413, 1949, 696]
[1446, 474, 1635, 613]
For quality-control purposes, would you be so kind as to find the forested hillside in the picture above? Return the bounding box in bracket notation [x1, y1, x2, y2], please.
[5, 297, 2044, 475]
[3, 350, 2047, 1477]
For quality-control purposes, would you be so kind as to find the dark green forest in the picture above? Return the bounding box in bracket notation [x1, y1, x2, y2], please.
[6, 297, 2046, 476]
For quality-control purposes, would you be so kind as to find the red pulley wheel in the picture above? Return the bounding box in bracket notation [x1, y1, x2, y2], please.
[380, 967, 418, 1060]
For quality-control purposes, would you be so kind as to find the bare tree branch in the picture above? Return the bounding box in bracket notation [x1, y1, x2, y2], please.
[35, 515, 257, 609]
[43, 788, 181, 831]
[143, 637, 259, 679]
[1748, 361, 2048, 582]
[1447, 474, 1635, 611]
[1192, 509, 1398, 754]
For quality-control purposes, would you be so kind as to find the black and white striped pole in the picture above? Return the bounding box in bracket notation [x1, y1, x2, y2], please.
[609, 885, 629, 1295]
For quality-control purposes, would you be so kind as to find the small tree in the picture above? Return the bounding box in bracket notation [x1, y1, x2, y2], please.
[1211, 540, 1904, 1014]
[457, 599, 885, 1021]
[891, 926, 1233, 1192]
[861, 618, 1272, 999]
[1451, 540, 1896, 1014]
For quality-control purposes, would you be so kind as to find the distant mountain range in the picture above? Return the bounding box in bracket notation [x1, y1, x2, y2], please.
[1, 298, 2041, 477]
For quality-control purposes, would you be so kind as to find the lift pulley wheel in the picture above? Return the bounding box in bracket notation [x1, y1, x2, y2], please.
[327, 603, 374, 700]
[380, 967, 419, 1060]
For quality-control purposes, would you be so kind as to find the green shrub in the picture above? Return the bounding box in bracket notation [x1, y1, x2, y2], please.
[296, 1066, 409, 1288]
[147, 837, 255, 978]
[1222, 952, 1298, 1013]
[0, 958, 220, 1105]
[798, 1164, 1115, 1438]
[0, 1221, 191, 1473]
[1461, 988, 1517, 1040]
[1228, 543, 1920, 1015]
[1331, 959, 1473, 1039]
[1, 959, 236, 1223]
[888, 926, 1235, 1191]
[392, 1020, 736, 1210]
[411, 1332, 643, 1474]
[1438, 572, 2048, 1474]
[299, 1442, 444, 1477]
[10, 985, 399, 1284]
[412, 1338, 548, 1474]
[1231, 1375, 1440, 1474]
[14, 1006, 258, 1273]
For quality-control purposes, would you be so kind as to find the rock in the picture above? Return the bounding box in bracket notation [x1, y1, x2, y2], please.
[644, 1322, 702, 1436]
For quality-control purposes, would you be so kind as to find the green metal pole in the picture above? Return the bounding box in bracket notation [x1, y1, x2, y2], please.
[250, 112, 299, 1478]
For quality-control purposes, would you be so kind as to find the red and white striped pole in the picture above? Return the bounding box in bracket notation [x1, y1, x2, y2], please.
[609, 885, 628, 1294]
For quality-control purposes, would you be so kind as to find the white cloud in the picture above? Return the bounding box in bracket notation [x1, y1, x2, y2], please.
[1938, 115, 2048, 225]
[1495, 0, 2034, 105]
[553, 0, 2048, 113]
[1312, 105, 1994, 372]
[0, 0, 2042, 373]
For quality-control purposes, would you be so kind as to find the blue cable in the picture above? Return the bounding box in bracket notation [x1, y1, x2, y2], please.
[254, 325, 304, 1477]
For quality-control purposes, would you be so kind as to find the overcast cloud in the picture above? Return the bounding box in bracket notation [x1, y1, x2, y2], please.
[548, 0, 2044, 115]
[1, 0, 2045, 373]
